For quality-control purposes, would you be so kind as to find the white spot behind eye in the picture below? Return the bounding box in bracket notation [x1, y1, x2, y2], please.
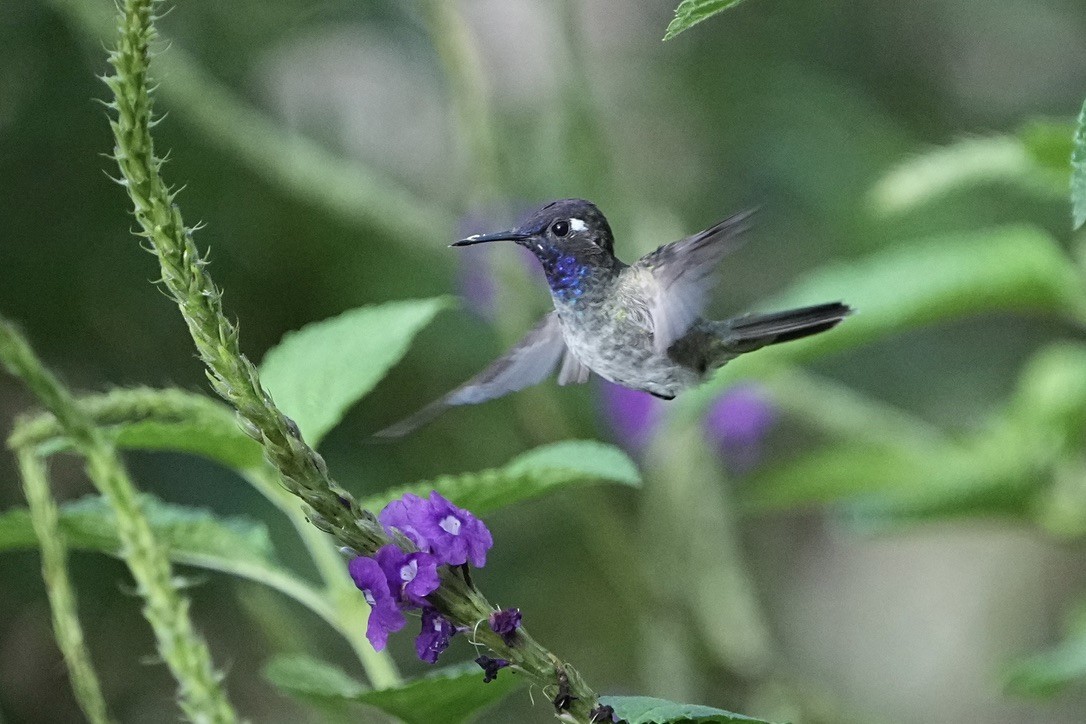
[569, 218, 588, 233]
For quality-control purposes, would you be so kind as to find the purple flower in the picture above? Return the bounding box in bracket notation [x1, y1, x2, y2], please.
[378, 495, 430, 550]
[599, 381, 661, 450]
[475, 655, 510, 683]
[412, 491, 493, 567]
[375, 544, 441, 606]
[456, 251, 498, 321]
[348, 556, 406, 651]
[704, 383, 776, 473]
[416, 607, 454, 664]
[488, 607, 521, 645]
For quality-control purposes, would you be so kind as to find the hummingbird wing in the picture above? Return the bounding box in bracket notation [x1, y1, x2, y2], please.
[374, 313, 583, 438]
[635, 209, 755, 354]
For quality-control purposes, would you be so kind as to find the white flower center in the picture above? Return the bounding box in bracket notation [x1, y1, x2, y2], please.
[399, 559, 418, 583]
[439, 515, 462, 536]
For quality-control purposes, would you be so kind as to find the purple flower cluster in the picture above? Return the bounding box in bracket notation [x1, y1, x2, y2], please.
[348, 491, 494, 662]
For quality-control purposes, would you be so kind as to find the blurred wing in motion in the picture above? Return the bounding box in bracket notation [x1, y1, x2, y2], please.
[374, 313, 583, 438]
[635, 209, 756, 353]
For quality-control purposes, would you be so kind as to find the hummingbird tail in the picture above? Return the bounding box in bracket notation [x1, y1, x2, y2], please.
[717, 302, 853, 357]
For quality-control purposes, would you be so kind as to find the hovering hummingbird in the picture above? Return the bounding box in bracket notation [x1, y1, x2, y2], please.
[377, 199, 851, 437]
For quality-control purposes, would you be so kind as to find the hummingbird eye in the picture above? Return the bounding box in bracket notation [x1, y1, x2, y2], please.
[551, 220, 570, 237]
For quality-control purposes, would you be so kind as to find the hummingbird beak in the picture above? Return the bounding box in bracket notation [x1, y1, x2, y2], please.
[451, 229, 531, 247]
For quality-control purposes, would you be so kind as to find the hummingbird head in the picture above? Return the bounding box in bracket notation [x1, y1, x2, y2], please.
[451, 199, 615, 256]
[451, 199, 617, 301]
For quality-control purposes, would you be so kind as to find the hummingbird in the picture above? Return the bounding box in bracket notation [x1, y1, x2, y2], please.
[377, 199, 851, 437]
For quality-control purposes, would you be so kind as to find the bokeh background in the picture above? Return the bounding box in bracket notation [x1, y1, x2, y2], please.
[3, 0, 1086, 721]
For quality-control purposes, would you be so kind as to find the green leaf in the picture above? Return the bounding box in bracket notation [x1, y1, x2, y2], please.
[0, 494, 329, 615]
[363, 440, 641, 515]
[264, 655, 521, 724]
[1072, 98, 1086, 229]
[870, 133, 1069, 215]
[1005, 633, 1086, 697]
[263, 654, 367, 700]
[0, 494, 271, 564]
[11, 388, 264, 471]
[1019, 119, 1077, 182]
[259, 298, 451, 447]
[1007, 343, 1086, 440]
[114, 417, 263, 470]
[746, 445, 933, 511]
[602, 695, 777, 723]
[663, 0, 748, 41]
[765, 225, 1086, 357]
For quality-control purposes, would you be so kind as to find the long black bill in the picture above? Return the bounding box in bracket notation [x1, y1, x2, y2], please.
[450, 229, 530, 247]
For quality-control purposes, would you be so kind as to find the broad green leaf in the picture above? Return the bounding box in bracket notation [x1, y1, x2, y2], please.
[0, 495, 326, 614]
[264, 655, 521, 724]
[263, 654, 367, 700]
[772, 226, 1086, 357]
[602, 695, 776, 723]
[1073, 98, 1086, 229]
[260, 298, 451, 447]
[749, 344, 1086, 523]
[676, 226, 1086, 421]
[1007, 343, 1086, 440]
[1005, 633, 1086, 697]
[663, 0, 748, 41]
[363, 441, 641, 515]
[750, 423, 1042, 520]
[1020, 120, 1077, 182]
[746, 445, 934, 511]
[870, 134, 1069, 215]
[11, 388, 263, 471]
[0, 494, 271, 565]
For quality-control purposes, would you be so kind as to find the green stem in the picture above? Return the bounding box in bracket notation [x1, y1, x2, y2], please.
[643, 421, 775, 685]
[12, 448, 115, 724]
[417, 0, 501, 202]
[13, 390, 398, 689]
[0, 320, 238, 723]
[102, 0, 600, 718]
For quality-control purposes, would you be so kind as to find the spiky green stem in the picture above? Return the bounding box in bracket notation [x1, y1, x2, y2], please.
[12, 447, 115, 724]
[0, 320, 238, 724]
[103, 0, 600, 719]
[12, 385, 400, 687]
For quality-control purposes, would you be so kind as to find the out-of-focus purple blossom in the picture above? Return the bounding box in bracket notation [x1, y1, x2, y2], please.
[348, 556, 406, 651]
[378, 495, 430, 550]
[703, 383, 776, 473]
[456, 250, 498, 321]
[488, 607, 522, 645]
[475, 655, 510, 683]
[375, 544, 441, 606]
[416, 607, 454, 664]
[456, 210, 542, 319]
[412, 491, 493, 567]
[599, 380, 662, 451]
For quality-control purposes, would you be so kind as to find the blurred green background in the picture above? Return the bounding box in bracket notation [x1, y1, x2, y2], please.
[2, 0, 1086, 721]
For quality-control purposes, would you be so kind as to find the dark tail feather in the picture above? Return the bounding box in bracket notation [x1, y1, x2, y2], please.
[725, 302, 852, 353]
